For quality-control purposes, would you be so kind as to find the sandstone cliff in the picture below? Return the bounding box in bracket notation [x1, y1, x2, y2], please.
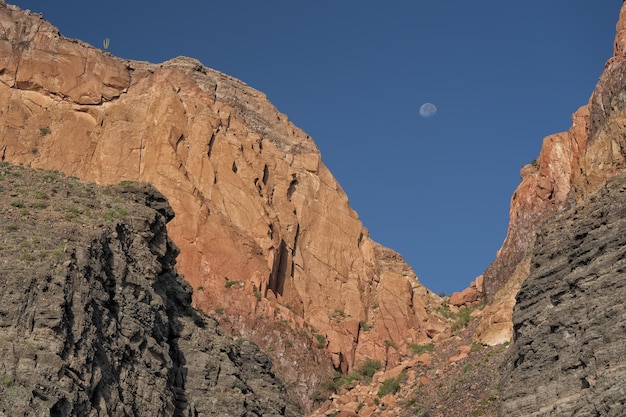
[500, 172, 626, 416]
[0, 164, 301, 417]
[477, 2, 626, 345]
[0, 1, 446, 393]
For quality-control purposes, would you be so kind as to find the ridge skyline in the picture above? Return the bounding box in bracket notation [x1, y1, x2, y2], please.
[13, 0, 621, 294]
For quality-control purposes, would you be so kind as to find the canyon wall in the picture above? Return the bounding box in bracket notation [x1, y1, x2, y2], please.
[500, 173, 626, 417]
[477, 2, 626, 345]
[0, 0, 447, 385]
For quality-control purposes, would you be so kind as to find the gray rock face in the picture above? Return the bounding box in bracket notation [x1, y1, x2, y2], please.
[500, 174, 626, 416]
[0, 164, 301, 417]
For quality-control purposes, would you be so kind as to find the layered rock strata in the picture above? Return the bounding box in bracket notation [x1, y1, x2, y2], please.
[0, 0, 446, 382]
[0, 164, 301, 417]
[500, 173, 626, 416]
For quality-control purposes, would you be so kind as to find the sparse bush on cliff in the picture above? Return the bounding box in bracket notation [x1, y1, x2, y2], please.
[435, 304, 477, 333]
[355, 357, 381, 381]
[314, 333, 326, 349]
[410, 342, 434, 355]
[320, 357, 382, 394]
[452, 307, 473, 332]
[377, 370, 407, 397]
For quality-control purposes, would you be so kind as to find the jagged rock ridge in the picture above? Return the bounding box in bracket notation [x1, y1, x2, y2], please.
[500, 173, 626, 416]
[0, 164, 301, 417]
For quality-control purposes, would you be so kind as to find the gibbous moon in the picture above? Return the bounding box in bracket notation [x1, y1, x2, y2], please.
[419, 103, 437, 118]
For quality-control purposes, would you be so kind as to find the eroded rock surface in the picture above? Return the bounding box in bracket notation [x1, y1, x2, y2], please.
[500, 173, 626, 416]
[0, 164, 301, 417]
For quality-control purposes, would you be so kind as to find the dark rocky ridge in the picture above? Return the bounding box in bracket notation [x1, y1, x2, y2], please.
[0, 163, 301, 417]
[500, 173, 626, 416]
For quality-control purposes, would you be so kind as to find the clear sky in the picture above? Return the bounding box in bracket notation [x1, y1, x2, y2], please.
[14, 1, 622, 295]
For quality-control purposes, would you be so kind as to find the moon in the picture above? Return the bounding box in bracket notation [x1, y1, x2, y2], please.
[419, 103, 437, 118]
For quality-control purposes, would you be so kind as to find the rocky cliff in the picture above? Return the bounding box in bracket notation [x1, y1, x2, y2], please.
[0, 163, 301, 417]
[0, 0, 447, 398]
[500, 172, 626, 416]
[477, 2, 626, 346]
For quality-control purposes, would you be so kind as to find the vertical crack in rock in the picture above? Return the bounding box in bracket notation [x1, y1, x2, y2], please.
[286, 176, 298, 201]
[269, 240, 289, 296]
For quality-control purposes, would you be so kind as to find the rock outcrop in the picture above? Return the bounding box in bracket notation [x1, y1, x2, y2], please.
[0, 1, 446, 392]
[477, 2, 626, 345]
[500, 173, 626, 416]
[0, 164, 301, 417]
[449, 275, 483, 308]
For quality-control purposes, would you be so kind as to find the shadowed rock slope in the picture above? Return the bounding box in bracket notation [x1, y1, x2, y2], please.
[0, 163, 301, 417]
[500, 173, 626, 416]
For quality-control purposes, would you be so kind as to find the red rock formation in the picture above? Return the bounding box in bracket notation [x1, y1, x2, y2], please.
[478, 2, 626, 344]
[449, 275, 482, 308]
[0, 1, 447, 384]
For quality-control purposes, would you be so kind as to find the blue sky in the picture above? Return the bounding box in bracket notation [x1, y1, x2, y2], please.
[15, 1, 621, 294]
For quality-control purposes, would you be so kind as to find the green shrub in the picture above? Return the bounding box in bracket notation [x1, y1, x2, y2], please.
[355, 358, 381, 381]
[64, 212, 78, 221]
[321, 376, 340, 393]
[471, 342, 483, 352]
[224, 278, 240, 289]
[452, 307, 473, 332]
[359, 320, 372, 331]
[310, 390, 326, 402]
[384, 340, 397, 349]
[20, 252, 36, 261]
[331, 309, 348, 322]
[409, 342, 434, 355]
[377, 371, 407, 397]
[0, 373, 12, 387]
[435, 304, 453, 318]
[52, 245, 67, 258]
[315, 333, 326, 349]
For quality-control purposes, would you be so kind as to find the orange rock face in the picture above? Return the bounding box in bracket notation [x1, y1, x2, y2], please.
[449, 275, 482, 308]
[0, 1, 447, 384]
[478, 2, 626, 344]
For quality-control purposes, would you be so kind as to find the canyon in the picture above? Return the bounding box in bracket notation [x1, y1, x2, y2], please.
[1, 1, 626, 416]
